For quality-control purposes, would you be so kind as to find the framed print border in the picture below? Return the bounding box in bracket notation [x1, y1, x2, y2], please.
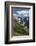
[5, 1, 35, 44]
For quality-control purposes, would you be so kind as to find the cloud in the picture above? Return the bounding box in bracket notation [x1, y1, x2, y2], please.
[13, 10, 29, 17]
[13, 14, 17, 16]
[17, 10, 25, 14]
[16, 10, 29, 17]
[13, 13, 20, 17]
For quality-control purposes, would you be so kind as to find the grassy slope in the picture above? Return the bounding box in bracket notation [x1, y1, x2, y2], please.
[14, 22, 29, 36]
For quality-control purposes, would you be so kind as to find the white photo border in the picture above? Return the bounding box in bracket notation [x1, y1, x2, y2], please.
[9, 5, 33, 41]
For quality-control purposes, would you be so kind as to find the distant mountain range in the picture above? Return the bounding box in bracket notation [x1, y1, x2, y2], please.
[13, 15, 29, 28]
[13, 15, 29, 22]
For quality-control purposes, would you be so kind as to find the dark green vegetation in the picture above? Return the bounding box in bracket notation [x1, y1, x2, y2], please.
[14, 22, 29, 36]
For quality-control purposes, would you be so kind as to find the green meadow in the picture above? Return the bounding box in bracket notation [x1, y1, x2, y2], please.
[14, 22, 29, 36]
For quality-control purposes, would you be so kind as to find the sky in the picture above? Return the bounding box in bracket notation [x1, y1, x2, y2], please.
[12, 7, 30, 17]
